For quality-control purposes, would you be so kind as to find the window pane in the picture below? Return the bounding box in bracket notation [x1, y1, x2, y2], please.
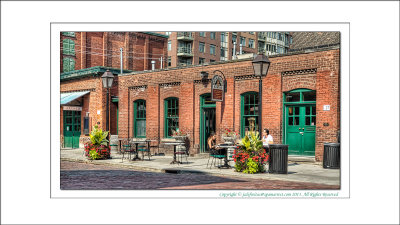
[312, 116, 316, 126]
[294, 107, 299, 115]
[66, 117, 72, 124]
[286, 92, 300, 102]
[288, 117, 293, 125]
[312, 106, 316, 115]
[294, 117, 299, 125]
[306, 106, 310, 115]
[306, 117, 310, 125]
[137, 120, 146, 137]
[288, 107, 293, 115]
[303, 90, 316, 101]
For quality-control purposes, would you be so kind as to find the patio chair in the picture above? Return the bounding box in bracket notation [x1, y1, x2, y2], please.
[137, 142, 151, 161]
[121, 139, 134, 162]
[175, 145, 189, 164]
[206, 148, 225, 169]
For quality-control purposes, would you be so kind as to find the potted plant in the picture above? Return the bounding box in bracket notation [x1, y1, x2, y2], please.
[232, 132, 269, 174]
[222, 129, 237, 144]
[172, 128, 187, 142]
[84, 125, 110, 160]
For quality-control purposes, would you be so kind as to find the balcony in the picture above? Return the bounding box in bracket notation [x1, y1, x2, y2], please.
[258, 32, 267, 41]
[177, 46, 193, 56]
[177, 32, 193, 41]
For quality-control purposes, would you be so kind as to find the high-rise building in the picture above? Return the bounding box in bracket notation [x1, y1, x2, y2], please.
[162, 32, 291, 68]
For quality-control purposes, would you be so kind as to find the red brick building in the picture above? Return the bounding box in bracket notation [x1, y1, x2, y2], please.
[60, 43, 340, 161]
[60, 32, 168, 148]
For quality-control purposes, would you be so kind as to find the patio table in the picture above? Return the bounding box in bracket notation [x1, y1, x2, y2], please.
[130, 140, 151, 161]
[163, 141, 185, 164]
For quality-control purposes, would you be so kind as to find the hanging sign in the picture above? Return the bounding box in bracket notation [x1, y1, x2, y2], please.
[63, 106, 82, 111]
[211, 75, 224, 102]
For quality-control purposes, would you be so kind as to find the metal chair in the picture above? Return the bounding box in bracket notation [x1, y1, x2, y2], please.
[207, 148, 225, 169]
[175, 145, 189, 164]
[137, 142, 151, 161]
[121, 139, 134, 162]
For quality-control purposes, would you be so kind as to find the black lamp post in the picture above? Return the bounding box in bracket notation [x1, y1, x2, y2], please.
[252, 53, 270, 139]
[101, 70, 114, 145]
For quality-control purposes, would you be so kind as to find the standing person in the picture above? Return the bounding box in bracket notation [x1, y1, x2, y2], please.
[262, 129, 273, 153]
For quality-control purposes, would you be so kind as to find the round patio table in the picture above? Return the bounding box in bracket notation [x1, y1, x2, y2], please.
[130, 140, 151, 161]
[163, 141, 185, 164]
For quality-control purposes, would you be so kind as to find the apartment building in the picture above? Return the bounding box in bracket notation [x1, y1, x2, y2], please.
[163, 32, 291, 68]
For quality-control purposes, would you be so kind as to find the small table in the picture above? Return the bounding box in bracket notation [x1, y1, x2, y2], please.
[130, 140, 151, 161]
[163, 142, 185, 164]
[216, 144, 236, 168]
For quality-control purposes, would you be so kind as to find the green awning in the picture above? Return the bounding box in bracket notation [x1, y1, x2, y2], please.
[60, 91, 89, 105]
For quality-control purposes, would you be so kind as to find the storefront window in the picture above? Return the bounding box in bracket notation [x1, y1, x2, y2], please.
[164, 98, 179, 138]
[241, 92, 259, 137]
[134, 100, 146, 137]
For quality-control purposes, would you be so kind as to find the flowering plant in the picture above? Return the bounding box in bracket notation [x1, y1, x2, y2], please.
[222, 129, 238, 138]
[84, 125, 110, 160]
[232, 132, 269, 174]
[172, 128, 186, 137]
[84, 143, 110, 160]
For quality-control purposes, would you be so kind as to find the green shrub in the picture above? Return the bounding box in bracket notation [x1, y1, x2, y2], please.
[243, 158, 258, 174]
[89, 125, 109, 146]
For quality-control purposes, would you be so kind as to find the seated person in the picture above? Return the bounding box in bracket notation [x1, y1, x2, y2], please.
[207, 132, 225, 155]
[262, 129, 274, 153]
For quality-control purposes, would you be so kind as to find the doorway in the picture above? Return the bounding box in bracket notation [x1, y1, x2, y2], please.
[200, 94, 216, 153]
[284, 89, 316, 156]
[63, 110, 81, 148]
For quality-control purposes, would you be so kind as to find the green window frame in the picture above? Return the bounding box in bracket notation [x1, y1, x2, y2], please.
[63, 39, 75, 56]
[283, 89, 316, 104]
[164, 97, 179, 138]
[134, 100, 146, 138]
[63, 57, 75, 72]
[62, 32, 75, 37]
[240, 92, 259, 137]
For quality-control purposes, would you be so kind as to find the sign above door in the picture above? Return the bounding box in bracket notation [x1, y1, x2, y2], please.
[211, 75, 224, 102]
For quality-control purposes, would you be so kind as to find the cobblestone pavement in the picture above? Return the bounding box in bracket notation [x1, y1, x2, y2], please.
[61, 161, 340, 190]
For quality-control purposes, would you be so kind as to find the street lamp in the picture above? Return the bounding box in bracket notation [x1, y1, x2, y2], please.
[101, 70, 114, 145]
[252, 53, 270, 139]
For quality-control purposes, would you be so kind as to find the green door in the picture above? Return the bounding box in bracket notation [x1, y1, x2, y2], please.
[63, 110, 81, 148]
[200, 94, 216, 153]
[285, 105, 316, 156]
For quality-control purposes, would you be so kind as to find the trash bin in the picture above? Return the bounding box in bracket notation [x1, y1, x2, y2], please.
[323, 143, 340, 169]
[268, 144, 289, 174]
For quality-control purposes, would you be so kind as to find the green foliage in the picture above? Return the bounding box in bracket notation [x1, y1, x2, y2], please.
[89, 125, 109, 146]
[89, 150, 100, 160]
[243, 158, 259, 174]
[234, 161, 244, 172]
[239, 132, 263, 153]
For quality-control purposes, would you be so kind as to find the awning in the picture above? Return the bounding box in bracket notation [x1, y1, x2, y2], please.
[60, 91, 90, 105]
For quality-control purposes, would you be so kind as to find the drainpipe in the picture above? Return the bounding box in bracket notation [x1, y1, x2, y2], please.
[233, 42, 236, 59]
[151, 60, 155, 70]
[239, 43, 243, 54]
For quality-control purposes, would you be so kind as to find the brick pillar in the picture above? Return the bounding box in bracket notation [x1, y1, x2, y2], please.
[102, 32, 108, 67]
[179, 83, 195, 153]
[124, 33, 130, 70]
[80, 32, 87, 69]
[147, 85, 160, 141]
[144, 36, 150, 70]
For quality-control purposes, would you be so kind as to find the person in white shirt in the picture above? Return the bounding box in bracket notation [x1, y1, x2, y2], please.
[262, 129, 273, 153]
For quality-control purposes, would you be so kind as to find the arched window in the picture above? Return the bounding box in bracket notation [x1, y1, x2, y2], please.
[134, 100, 146, 138]
[164, 97, 179, 138]
[240, 92, 259, 137]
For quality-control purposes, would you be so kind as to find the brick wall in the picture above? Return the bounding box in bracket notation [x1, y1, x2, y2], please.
[62, 48, 340, 160]
[61, 32, 168, 73]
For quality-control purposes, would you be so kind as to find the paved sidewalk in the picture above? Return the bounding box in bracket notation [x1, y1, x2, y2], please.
[60, 148, 340, 186]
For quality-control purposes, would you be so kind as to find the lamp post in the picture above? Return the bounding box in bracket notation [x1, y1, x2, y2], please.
[101, 70, 114, 145]
[252, 53, 271, 139]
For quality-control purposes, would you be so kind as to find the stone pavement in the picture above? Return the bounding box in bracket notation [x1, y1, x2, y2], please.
[61, 161, 339, 190]
[60, 148, 340, 186]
